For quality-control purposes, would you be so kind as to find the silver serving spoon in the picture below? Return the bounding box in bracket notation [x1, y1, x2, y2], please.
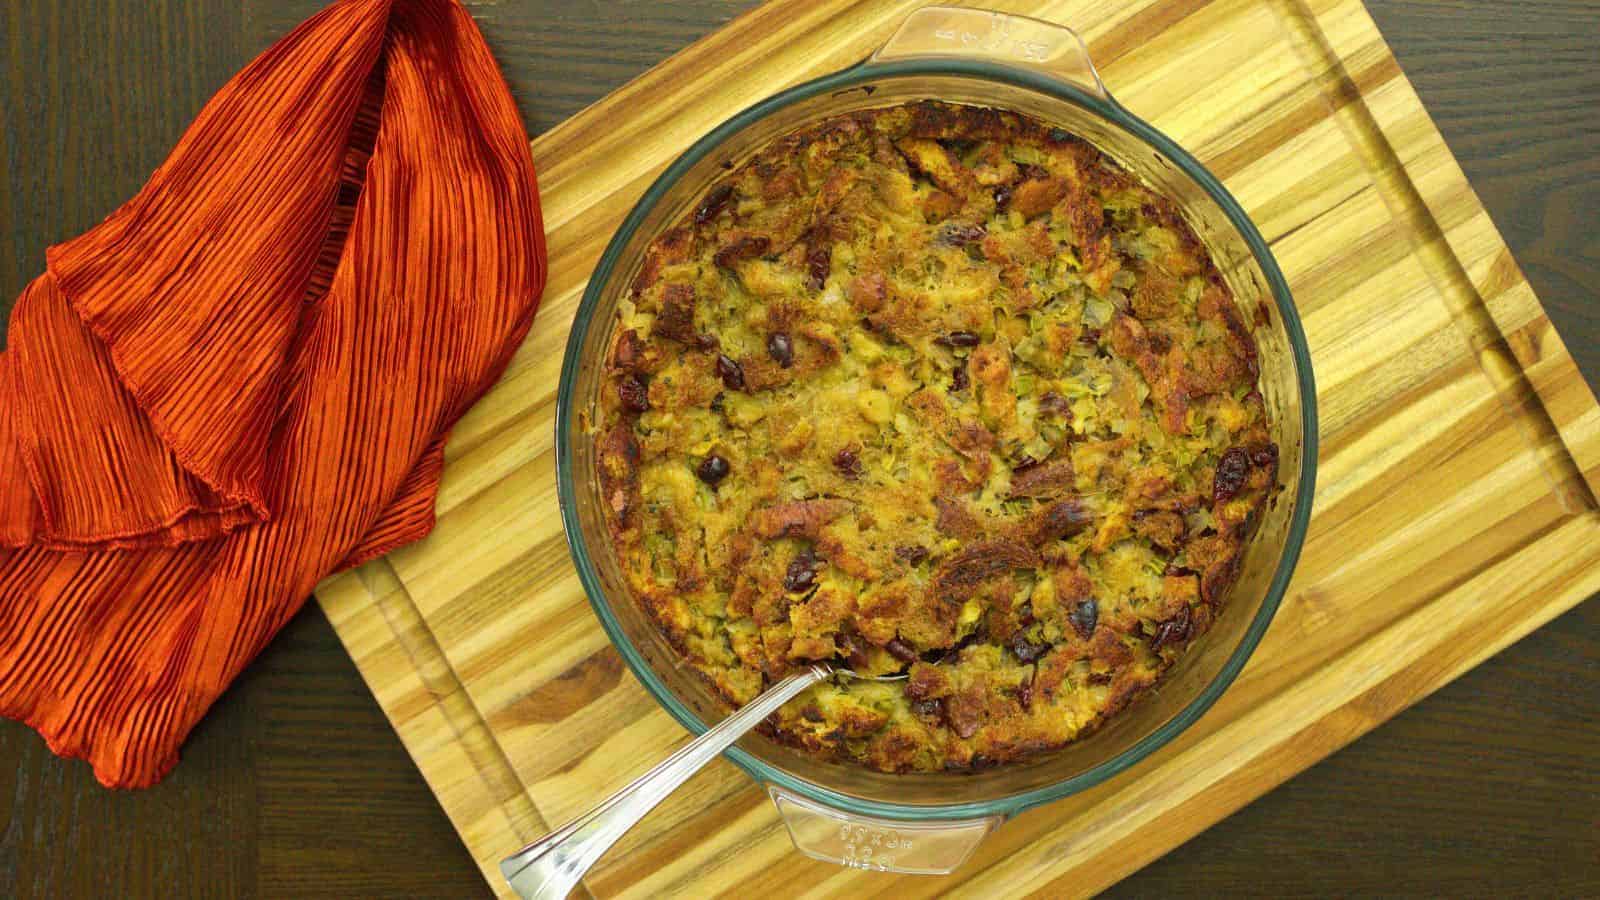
[499, 663, 905, 899]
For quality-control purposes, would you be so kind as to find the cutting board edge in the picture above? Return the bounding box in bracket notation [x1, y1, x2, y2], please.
[316, 560, 552, 887]
[320, 510, 1600, 898]
[949, 512, 1600, 898]
[1267, 0, 1600, 509]
[319, 0, 1600, 894]
[1307, 0, 1600, 505]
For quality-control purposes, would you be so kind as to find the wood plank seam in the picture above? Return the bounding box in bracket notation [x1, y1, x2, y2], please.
[1270, 0, 1599, 515]
[354, 561, 552, 852]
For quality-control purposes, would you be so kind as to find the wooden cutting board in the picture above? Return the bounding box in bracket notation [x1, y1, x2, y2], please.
[315, 0, 1600, 895]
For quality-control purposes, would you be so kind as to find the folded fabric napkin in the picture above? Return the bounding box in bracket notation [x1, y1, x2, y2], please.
[0, 0, 545, 787]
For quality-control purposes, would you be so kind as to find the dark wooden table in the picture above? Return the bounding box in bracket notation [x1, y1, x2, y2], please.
[2, 1, 1595, 896]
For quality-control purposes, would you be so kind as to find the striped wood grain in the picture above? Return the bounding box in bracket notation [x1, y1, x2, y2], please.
[316, 0, 1600, 895]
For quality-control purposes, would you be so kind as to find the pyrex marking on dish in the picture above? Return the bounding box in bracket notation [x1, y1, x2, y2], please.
[932, 12, 1052, 64]
[838, 824, 913, 872]
[839, 822, 914, 851]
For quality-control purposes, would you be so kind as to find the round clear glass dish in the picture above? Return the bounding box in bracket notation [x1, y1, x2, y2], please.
[553, 6, 1317, 875]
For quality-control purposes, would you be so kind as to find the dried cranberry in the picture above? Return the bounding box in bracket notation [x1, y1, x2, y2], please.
[1068, 598, 1098, 639]
[836, 631, 870, 671]
[1150, 605, 1193, 652]
[715, 353, 745, 390]
[1009, 634, 1048, 664]
[806, 243, 831, 291]
[911, 698, 945, 720]
[936, 330, 982, 348]
[618, 375, 649, 414]
[612, 329, 646, 371]
[767, 332, 794, 368]
[951, 362, 970, 392]
[783, 550, 817, 593]
[885, 638, 918, 663]
[694, 183, 734, 225]
[696, 454, 730, 486]
[895, 545, 929, 565]
[1251, 444, 1279, 468]
[1213, 447, 1251, 504]
[833, 448, 863, 479]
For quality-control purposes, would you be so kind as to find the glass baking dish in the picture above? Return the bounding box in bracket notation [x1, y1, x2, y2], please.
[552, 5, 1316, 876]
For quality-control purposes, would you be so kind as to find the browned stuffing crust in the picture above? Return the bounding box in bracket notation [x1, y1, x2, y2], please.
[597, 101, 1276, 772]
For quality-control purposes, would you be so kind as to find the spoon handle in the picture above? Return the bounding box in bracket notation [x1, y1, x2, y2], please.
[500, 664, 832, 899]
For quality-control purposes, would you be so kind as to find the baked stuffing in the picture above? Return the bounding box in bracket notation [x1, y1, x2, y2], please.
[596, 101, 1277, 772]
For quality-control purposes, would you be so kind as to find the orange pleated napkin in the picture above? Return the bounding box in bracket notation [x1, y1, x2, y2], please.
[0, 0, 545, 787]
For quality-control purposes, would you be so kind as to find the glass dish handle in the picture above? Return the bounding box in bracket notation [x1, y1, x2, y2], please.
[871, 5, 1110, 102]
[769, 786, 1001, 875]
[500, 667, 832, 899]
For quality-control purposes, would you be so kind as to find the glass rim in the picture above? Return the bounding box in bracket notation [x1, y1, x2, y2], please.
[555, 57, 1319, 822]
